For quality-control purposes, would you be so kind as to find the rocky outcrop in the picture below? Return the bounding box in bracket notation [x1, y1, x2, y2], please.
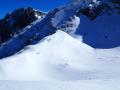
[0, 7, 46, 43]
[111, 0, 120, 5]
[76, 0, 120, 20]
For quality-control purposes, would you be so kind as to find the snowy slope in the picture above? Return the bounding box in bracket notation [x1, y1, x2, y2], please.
[76, 12, 120, 48]
[0, 31, 120, 81]
[0, 10, 56, 59]
[0, 31, 120, 90]
[52, 0, 120, 48]
[1, 80, 120, 90]
[0, 31, 94, 80]
[0, 0, 120, 90]
[0, 0, 119, 58]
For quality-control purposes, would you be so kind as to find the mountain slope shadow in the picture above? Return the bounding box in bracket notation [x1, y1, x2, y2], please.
[75, 1, 120, 49]
[76, 14, 120, 49]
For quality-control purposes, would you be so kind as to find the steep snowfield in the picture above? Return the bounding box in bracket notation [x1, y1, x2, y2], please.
[0, 31, 120, 90]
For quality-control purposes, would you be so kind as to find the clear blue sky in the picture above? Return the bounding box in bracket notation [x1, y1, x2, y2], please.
[0, 0, 69, 19]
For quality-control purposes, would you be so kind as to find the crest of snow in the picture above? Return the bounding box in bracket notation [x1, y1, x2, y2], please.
[0, 31, 120, 81]
[0, 30, 95, 81]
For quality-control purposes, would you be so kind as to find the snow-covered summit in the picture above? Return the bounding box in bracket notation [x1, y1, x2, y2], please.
[0, 30, 94, 80]
[0, 0, 120, 59]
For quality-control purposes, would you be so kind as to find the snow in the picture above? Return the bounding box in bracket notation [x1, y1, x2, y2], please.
[35, 13, 42, 19]
[0, 31, 94, 81]
[0, 79, 120, 90]
[34, 9, 46, 19]
[51, 0, 84, 27]
[0, 0, 120, 90]
[0, 30, 120, 89]
[0, 10, 55, 58]
[0, 31, 120, 89]
[75, 13, 120, 48]
[55, 15, 80, 34]
[0, 30, 120, 81]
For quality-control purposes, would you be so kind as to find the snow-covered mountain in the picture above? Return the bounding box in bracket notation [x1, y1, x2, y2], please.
[0, 0, 120, 58]
[52, 0, 120, 48]
[0, 0, 120, 90]
[0, 7, 46, 43]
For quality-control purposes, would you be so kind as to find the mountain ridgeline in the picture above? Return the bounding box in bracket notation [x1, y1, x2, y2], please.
[0, 0, 120, 59]
[0, 7, 46, 43]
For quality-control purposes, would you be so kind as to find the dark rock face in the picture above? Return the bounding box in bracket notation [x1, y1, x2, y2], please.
[76, 0, 120, 20]
[0, 7, 46, 43]
[111, 0, 120, 5]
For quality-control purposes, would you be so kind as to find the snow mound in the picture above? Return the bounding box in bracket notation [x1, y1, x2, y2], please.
[1, 31, 120, 81]
[0, 30, 94, 81]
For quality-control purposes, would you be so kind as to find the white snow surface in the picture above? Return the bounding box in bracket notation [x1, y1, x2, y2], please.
[0, 31, 120, 90]
[1, 79, 120, 90]
[0, 0, 120, 90]
[0, 31, 94, 81]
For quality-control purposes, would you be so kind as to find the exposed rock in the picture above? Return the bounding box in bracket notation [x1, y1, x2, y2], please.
[76, 0, 120, 20]
[0, 7, 46, 43]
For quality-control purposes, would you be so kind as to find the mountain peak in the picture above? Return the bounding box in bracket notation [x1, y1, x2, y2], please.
[0, 7, 46, 43]
[0, 0, 119, 59]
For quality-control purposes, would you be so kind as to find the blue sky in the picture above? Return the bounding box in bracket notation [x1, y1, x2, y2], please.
[0, 0, 69, 19]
